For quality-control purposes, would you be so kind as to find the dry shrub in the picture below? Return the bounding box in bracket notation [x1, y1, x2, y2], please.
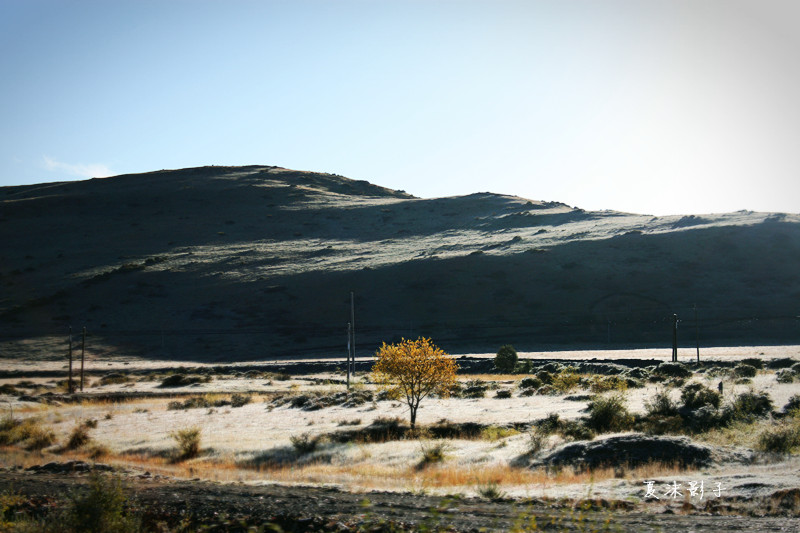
[551, 367, 581, 393]
[66, 424, 91, 450]
[0, 416, 55, 450]
[758, 424, 800, 454]
[419, 441, 450, 466]
[170, 427, 201, 460]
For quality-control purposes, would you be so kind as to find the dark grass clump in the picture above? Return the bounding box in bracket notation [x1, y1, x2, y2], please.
[586, 394, 634, 433]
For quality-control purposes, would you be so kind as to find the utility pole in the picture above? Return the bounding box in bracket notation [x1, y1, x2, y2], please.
[350, 291, 356, 379]
[694, 304, 700, 363]
[80, 327, 86, 392]
[672, 314, 679, 363]
[346, 322, 352, 391]
[68, 327, 74, 394]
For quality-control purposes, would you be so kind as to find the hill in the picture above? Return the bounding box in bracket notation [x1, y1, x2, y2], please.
[1, 165, 799, 362]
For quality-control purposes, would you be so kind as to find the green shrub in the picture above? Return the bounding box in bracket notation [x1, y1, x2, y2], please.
[528, 428, 547, 454]
[558, 420, 595, 441]
[494, 389, 512, 399]
[726, 391, 773, 421]
[684, 405, 726, 433]
[586, 394, 633, 433]
[653, 363, 691, 378]
[784, 395, 800, 414]
[463, 380, 487, 398]
[514, 360, 533, 374]
[63, 473, 139, 533]
[680, 383, 721, 410]
[98, 373, 130, 386]
[536, 370, 554, 385]
[537, 413, 561, 435]
[290, 432, 320, 454]
[645, 390, 678, 417]
[588, 375, 628, 393]
[733, 364, 758, 378]
[494, 345, 518, 373]
[767, 358, 796, 369]
[740, 358, 764, 369]
[551, 367, 581, 393]
[230, 393, 252, 407]
[170, 427, 201, 460]
[776, 370, 795, 384]
[159, 374, 209, 388]
[519, 377, 542, 390]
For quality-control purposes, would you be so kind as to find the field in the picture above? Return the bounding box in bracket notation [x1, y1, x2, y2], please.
[2, 346, 800, 531]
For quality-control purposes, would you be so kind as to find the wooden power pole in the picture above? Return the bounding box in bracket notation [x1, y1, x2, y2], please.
[694, 304, 700, 363]
[346, 322, 352, 391]
[350, 291, 356, 378]
[68, 327, 74, 394]
[672, 314, 679, 363]
[80, 327, 86, 392]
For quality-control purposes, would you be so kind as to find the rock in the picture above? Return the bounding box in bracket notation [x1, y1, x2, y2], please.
[532, 433, 719, 470]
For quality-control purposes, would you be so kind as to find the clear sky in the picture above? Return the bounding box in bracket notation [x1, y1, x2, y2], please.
[2, 0, 799, 216]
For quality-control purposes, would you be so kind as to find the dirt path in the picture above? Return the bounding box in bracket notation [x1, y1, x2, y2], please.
[2, 467, 799, 532]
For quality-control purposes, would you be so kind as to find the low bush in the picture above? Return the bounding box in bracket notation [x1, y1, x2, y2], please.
[784, 395, 800, 414]
[230, 393, 252, 407]
[551, 367, 581, 393]
[536, 370, 554, 385]
[776, 370, 795, 384]
[644, 390, 679, 417]
[494, 345, 518, 373]
[98, 372, 130, 386]
[558, 420, 595, 441]
[290, 432, 320, 454]
[494, 389, 512, 399]
[0, 384, 18, 395]
[740, 358, 764, 369]
[519, 377, 542, 390]
[586, 394, 634, 433]
[476, 482, 506, 500]
[588, 375, 628, 393]
[0, 416, 55, 450]
[653, 363, 691, 378]
[683, 405, 726, 433]
[63, 473, 140, 533]
[463, 380, 487, 398]
[680, 383, 721, 410]
[480, 426, 518, 441]
[767, 358, 797, 369]
[733, 364, 758, 378]
[757, 424, 800, 453]
[170, 427, 201, 460]
[514, 360, 533, 374]
[159, 374, 210, 388]
[66, 424, 91, 450]
[419, 441, 449, 465]
[536, 413, 561, 434]
[726, 391, 773, 422]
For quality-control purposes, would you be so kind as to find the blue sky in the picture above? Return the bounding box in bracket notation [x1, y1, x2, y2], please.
[2, 0, 799, 215]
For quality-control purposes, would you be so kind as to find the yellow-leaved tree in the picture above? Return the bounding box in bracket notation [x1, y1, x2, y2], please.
[372, 338, 458, 429]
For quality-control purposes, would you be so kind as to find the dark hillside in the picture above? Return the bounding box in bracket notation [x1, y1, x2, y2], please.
[1, 165, 798, 362]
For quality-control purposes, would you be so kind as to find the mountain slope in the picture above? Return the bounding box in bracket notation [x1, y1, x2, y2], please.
[2, 165, 799, 362]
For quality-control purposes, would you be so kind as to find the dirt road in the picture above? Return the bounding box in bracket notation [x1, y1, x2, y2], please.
[2, 466, 799, 532]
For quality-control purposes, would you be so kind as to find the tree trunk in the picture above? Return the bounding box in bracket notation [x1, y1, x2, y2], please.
[409, 404, 417, 429]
